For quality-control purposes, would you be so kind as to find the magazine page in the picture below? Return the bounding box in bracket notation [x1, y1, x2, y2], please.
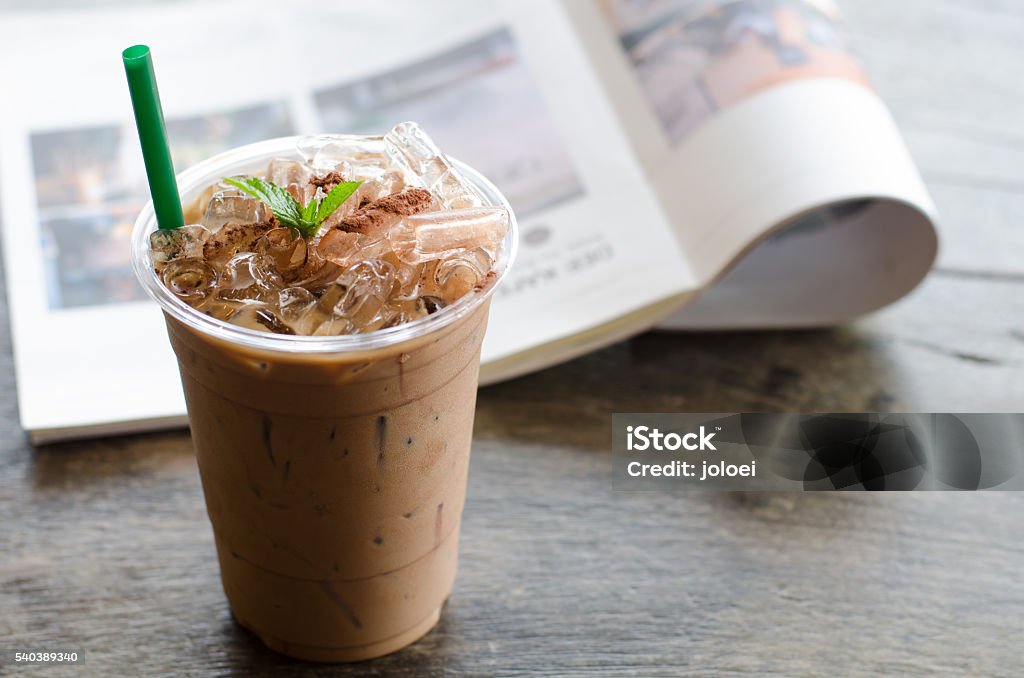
[0, 0, 693, 440]
[560, 0, 940, 327]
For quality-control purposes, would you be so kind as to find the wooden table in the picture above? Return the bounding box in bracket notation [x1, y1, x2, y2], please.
[2, 1, 1022, 675]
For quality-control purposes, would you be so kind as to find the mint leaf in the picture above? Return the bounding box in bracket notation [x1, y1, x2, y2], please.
[301, 197, 318, 224]
[224, 176, 303, 229]
[315, 181, 363, 226]
[221, 176, 363, 238]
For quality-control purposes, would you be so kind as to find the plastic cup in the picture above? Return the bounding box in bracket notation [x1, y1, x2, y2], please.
[130, 136, 517, 662]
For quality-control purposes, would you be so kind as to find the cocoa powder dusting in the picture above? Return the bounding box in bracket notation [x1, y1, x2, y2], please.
[310, 171, 347, 192]
[336, 188, 433, 235]
[202, 221, 273, 264]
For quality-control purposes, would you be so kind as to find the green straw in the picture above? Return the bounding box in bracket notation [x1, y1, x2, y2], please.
[122, 44, 183, 230]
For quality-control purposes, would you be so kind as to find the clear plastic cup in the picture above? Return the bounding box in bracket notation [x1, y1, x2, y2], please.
[130, 136, 517, 662]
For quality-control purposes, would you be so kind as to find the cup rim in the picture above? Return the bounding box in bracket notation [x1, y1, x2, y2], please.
[130, 134, 518, 355]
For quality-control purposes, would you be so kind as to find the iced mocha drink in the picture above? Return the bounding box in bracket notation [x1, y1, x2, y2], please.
[131, 124, 516, 662]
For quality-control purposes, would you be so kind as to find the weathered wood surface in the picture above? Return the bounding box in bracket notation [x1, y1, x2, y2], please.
[2, 1, 1023, 676]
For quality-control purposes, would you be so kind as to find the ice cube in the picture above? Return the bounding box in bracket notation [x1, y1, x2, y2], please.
[254, 309, 296, 335]
[196, 297, 247, 322]
[229, 306, 295, 335]
[266, 157, 313, 187]
[247, 252, 284, 287]
[384, 122, 446, 179]
[432, 248, 493, 300]
[366, 305, 399, 333]
[345, 164, 386, 183]
[304, 284, 352, 336]
[160, 257, 218, 301]
[278, 287, 317, 323]
[149, 225, 210, 265]
[391, 258, 426, 302]
[389, 207, 508, 264]
[383, 293, 446, 328]
[356, 171, 408, 204]
[315, 282, 346, 315]
[373, 170, 407, 197]
[333, 259, 397, 331]
[215, 253, 282, 303]
[383, 122, 484, 208]
[184, 182, 226, 224]
[203, 222, 274, 266]
[296, 135, 332, 165]
[312, 315, 354, 336]
[255, 227, 307, 273]
[283, 249, 341, 291]
[431, 167, 484, 209]
[299, 135, 389, 173]
[315, 229, 362, 267]
[380, 306, 414, 329]
[203, 191, 268, 231]
[302, 182, 321, 206]
[344, 156, 400, 185]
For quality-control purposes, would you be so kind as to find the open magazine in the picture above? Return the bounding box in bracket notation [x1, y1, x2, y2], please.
[0, 0, 937, 442]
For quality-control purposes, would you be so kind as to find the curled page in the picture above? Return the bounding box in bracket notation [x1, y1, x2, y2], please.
[564, 0, 938, 328]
